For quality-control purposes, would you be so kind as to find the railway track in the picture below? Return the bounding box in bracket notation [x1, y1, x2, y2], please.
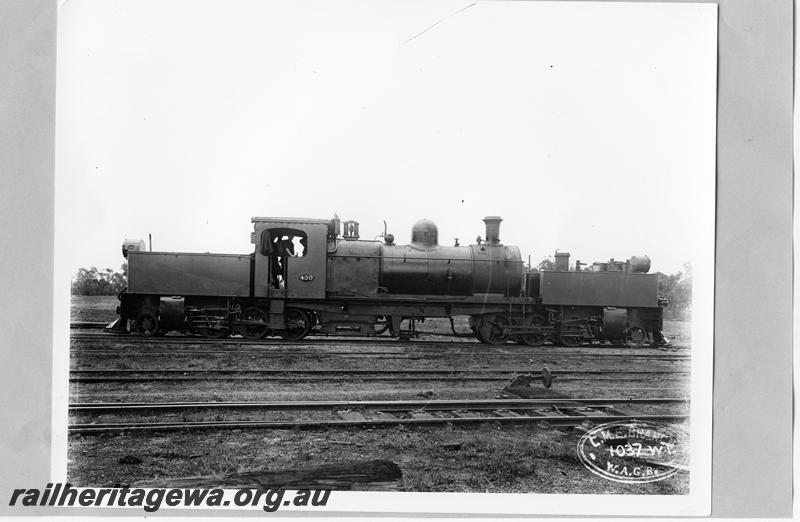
[70, 343, 690, 362]
[71, 322, 111, 329]
[68, 397, 689, 434]
[68, 368, 688, 383]
[70, 331, 475, 346]
[70, 351, 690, 362]
[69, 397, 688, 412]
[70, 338, 691, 361]
[69, 329, 690, 352]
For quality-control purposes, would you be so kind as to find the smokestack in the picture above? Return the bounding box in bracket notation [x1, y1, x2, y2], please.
[555, 251, 570, 271]
[483, 216, 502, 245]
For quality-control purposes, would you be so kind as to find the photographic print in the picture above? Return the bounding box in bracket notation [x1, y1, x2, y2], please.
[53, 0, 716, 515]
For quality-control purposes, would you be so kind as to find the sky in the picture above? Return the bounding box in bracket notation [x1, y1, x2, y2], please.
[55, 0, 717, 277]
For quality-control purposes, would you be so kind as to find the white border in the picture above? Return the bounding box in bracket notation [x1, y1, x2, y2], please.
[49, 1, 716, 516]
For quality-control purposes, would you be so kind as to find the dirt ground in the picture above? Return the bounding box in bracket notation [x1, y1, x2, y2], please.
[67, 295, 691, 494]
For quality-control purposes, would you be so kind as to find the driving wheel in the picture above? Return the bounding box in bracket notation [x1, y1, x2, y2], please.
[240, 306, 268, 339]
[133, 311, 159, 337]
[520, 314, 548, 347]
[476, 314, 510, 346]
[281, 308, 311, 341]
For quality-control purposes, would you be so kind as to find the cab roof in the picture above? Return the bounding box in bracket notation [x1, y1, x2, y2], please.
[251, 217, 331, 225]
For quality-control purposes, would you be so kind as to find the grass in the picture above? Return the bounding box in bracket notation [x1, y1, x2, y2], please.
[71, 295, 118, 323]
[69, 424, 688, 494]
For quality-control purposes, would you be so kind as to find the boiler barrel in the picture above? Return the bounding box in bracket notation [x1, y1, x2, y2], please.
[470, 244, 523, 296]
[380, 244, 473, 295]
[379, 244, 524, 297]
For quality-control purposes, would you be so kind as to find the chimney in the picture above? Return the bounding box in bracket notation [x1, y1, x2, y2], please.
[483, 216, 502, 245]
[555, 251, 570, 271]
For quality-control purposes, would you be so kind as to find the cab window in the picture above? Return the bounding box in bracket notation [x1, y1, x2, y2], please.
[262, 227, 307, 289]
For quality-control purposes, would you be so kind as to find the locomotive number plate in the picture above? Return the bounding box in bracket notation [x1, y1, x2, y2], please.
[298, 273, 315, 282]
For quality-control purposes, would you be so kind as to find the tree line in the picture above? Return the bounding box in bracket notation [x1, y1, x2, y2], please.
[71, 264, 127, 296]
[654, 263, 692, 320]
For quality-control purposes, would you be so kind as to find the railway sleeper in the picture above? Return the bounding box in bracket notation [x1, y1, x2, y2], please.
[69, 411, 690, 435]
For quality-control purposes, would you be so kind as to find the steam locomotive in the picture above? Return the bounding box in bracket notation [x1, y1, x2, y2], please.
[108, 215, 669, 346]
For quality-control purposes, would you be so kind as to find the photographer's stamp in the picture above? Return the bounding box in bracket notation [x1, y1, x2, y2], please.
[577, 420, 687, 484]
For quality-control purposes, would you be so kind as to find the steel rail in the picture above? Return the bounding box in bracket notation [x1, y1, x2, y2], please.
[69, 343, 691, 358]
[71, 376, 513, 383]
[71, 376, 686, 383]
[70, 322, 109, 329]
[68, 368, 688, 383]
[69, 350, 690, 361]
[69, 331, 689, 352]
[68, 413, 690, 434]
[69, 397, 689, 412]
[71, 352, 496, 361]
[70, 332, 474, 346]
[69, 368, 688, 375]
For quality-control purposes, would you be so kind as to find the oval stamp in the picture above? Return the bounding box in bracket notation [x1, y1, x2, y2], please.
[577, 420, 686, 484]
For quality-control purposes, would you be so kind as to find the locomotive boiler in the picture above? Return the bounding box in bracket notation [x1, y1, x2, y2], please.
[330, 216, 522, 297]
[111, 214, 668, 346]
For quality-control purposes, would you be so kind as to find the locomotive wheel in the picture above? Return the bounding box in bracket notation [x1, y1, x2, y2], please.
[520, 314, 547, 347]
[134, 312, 159, 337]
[625, 327, 646, 348]
[477, 314, 510, 346]
[373, 316, 391, 335]
[559, 333, 583, 347]
[239, 307, 268, 339]
[281, 309, 311, 341]
[198, 325, 228, 339]
[558, 316, 585, 347]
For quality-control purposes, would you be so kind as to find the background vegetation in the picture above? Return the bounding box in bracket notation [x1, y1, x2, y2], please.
[71, 264, 127, 296]
[655, 263, 692, 320]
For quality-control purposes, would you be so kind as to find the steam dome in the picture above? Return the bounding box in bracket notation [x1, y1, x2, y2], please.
[410, 218, 438, 248]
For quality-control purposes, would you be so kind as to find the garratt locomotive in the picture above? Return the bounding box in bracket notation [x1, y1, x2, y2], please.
[109, 215, 668, 346]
